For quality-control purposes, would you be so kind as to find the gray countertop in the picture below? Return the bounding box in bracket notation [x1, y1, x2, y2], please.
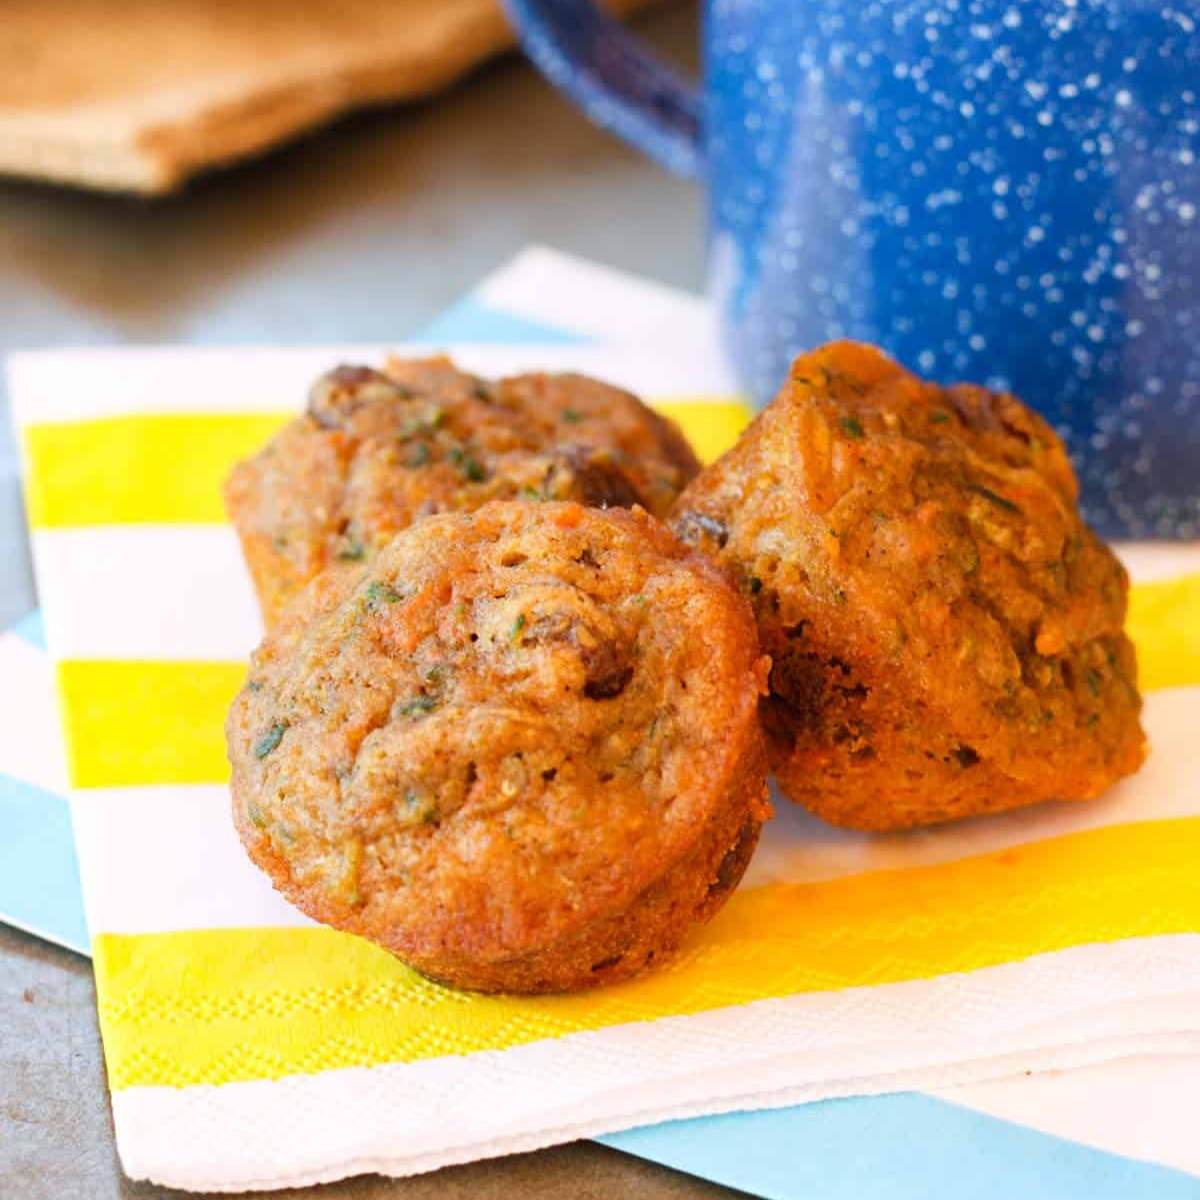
[0, 5, 748, 1197]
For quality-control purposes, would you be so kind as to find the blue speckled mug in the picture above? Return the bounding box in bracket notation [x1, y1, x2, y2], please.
[504, 0, 1200, 536]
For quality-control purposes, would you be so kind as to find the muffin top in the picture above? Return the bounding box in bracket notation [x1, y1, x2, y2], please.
[225, 356, 701, 625]
[674, 341, 1144, 817]
[227, 501, 768, 970]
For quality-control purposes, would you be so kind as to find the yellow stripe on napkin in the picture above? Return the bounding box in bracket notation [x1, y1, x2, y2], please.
[22, 401, 750, 530]
[58, 571, 1200, 790]
[59, 660, 244, 788]
[1128, 572, 1200, 693]
[654, 399, 751, 463]
[93, 815, 1200, 1089]
[23, 414, 289, 527]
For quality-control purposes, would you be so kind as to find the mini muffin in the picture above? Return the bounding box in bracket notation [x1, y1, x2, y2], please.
[227, 501, 770, 993]
[673, 341, 1145, 831]
[225, 356, 701, 626]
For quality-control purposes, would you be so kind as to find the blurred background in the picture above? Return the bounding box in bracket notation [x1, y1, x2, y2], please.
[0, 0, 699, 628]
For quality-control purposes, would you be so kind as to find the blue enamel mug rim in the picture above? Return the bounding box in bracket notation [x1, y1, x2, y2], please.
[501, 0, 704, 176]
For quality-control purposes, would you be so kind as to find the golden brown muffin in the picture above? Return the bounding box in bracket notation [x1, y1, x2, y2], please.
[673, 341, 1145, 831]
[225, 356, 701, 627]
[227, 501, 770, 993]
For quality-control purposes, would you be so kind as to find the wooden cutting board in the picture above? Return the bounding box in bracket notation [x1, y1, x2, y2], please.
[0, 0, 662, 195]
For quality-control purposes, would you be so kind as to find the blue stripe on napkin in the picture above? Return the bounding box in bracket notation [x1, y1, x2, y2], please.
[0, 770, 87, 954]
[603, 1094, 1199, 1200]
[11, 609, 46, 649]
[416, 298, 587, 346]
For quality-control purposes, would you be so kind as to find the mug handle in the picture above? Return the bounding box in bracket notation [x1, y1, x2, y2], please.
[501, 0, 703, 177]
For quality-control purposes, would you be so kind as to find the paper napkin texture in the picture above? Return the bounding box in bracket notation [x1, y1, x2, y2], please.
[9, 251, 1200, 1191]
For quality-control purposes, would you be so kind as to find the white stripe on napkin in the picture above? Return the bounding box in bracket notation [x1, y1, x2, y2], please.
[33, 527, 261, 661]
[10, 343, 740, 427]
[0, 632, 69, 795]
[933, 1055, 1200, 1177]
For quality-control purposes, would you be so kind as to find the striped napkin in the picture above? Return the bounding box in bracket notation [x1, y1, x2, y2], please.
[9, 250, 1200, 1192]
